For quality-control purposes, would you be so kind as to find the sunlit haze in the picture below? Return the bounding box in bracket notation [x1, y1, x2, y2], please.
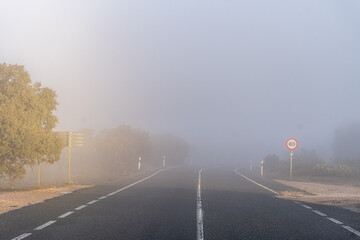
[1, 0, 360, 163]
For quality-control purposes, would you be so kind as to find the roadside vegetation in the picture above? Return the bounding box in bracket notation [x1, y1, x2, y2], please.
[0, 63, 189, 189]
[263, 123, 360, 182]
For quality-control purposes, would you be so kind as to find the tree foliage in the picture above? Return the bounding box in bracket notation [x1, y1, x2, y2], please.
[0, 63, 63, 186]
[95, 126, 151, 174]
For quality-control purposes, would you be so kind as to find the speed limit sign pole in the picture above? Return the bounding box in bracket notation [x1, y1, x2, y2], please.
[290, 151, 293, 179]
[286, 138, 298, 180]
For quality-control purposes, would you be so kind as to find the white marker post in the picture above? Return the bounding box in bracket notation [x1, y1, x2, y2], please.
[260, 160, 264, 176]
[163, 155, 166, 167]
[138, 157, 142, 171]
[286, 138, 298, 180]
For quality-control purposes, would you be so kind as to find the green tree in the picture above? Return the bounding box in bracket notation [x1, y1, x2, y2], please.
[0, 63, 63, 187]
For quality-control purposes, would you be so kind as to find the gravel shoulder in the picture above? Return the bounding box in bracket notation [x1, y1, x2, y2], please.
[275, 179, 360, 213]
[0, 185, 91, 214]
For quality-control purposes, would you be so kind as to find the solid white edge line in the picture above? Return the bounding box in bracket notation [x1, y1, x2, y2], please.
[234, 169, 279, 195]
[75, 205, 87, 210]
[327, 217, 343, 225]
[11, 233, 32, 240]
[343, 226, 360, 237]
[197, 168, 205, 240]
[98, 196, 107, 200]
[109, 169, 167, 196]
[312, 210, 327, 216]
[58, 211, 74, 219]
[87, 200, 98, 205]
[34, 220, 56, 230]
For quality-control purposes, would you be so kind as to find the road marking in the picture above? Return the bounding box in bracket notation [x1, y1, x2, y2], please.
[98, 196, 107, 200]
[234, 170, 279, 195]
[87, 200, 98, 205]
[312, 210, 327, 216]
[197, 168, 205, 240]
[75, 205, 87, 210]
[107, 169, 166, 197]
[34, 220, 56, 230]
[301, 204, 312, 209]
[58, 211, 74, 219]
[343, 226, 360, 237]
[11, 233, 32, 240]
[293, 201, 300, 204]
[327, 217, 343, 225]
[12, 169, 167, 238]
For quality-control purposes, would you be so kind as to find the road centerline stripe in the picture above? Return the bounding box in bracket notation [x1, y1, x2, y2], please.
[87, 200, 98, 205]
[312, 210, 327, 216]
[58, 211, 74, 219]
[234, 169, 279, 195]
[327, 217, 343, 225]
[75, 205, 87, 210]
[34, 220, 56, 230]
[301, 204, 312, 209]
[343, 226, 360, 237]
[197, 168, 205, 240]
[11, 233, 32, 240]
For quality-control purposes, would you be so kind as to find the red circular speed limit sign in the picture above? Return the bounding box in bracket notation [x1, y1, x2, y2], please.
[286, 138, 298, 151]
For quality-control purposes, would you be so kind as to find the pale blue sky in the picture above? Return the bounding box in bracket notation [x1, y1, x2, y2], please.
[1, 0, 359, 163]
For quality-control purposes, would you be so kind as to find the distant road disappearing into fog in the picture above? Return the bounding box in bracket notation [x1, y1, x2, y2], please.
[2, 167, 360, 240]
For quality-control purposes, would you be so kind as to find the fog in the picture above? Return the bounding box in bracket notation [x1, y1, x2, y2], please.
[1, 0, 360, 170]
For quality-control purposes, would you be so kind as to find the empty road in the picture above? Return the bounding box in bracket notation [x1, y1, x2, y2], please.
[2, 167, 360, 240]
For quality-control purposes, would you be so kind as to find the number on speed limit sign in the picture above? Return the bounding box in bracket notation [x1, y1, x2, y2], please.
[286, 138, 298, 151]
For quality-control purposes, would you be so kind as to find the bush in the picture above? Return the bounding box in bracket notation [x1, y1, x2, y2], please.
[314, 163, 357, 177]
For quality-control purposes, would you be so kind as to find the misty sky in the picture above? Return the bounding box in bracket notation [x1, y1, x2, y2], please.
[1, 1, 360, 163]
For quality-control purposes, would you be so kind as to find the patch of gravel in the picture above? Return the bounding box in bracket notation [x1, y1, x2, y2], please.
[275, 179, 360, 213]
[0, 185, 91, 214]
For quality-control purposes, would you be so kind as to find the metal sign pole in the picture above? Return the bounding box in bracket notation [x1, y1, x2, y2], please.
[68, 131, 72, 184]
[290, 150, 293, 180]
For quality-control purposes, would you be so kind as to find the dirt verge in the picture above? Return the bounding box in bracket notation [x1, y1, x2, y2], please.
[275, 179, 360, 213]
[0, 185, 91, 214]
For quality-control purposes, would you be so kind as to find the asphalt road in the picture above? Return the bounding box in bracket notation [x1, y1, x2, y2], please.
[1, 167, 360, 240]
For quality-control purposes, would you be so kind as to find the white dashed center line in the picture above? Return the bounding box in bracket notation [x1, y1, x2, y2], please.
[75, 205, 87, 210]
[11, 233, 32, 240]
[197, 168, 205, 240]
[312, 210, 327, 217]
[10, 169, 168, 239]
[34, 220, 56, 230]
[58, 211, 74, 219]
[327, 217, 343, 225]
[87, 200, 98, 205]
[343, 226, 360, 237]
[301, 204, 312, 209]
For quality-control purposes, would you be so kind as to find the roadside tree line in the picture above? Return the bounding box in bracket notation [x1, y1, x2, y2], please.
[0, 63, 189, 187]
[68, 128, 189, 184]
[0, 63, 63, 187]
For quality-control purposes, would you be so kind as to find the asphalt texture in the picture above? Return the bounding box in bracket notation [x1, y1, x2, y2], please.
[1, 166, 360, 240]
